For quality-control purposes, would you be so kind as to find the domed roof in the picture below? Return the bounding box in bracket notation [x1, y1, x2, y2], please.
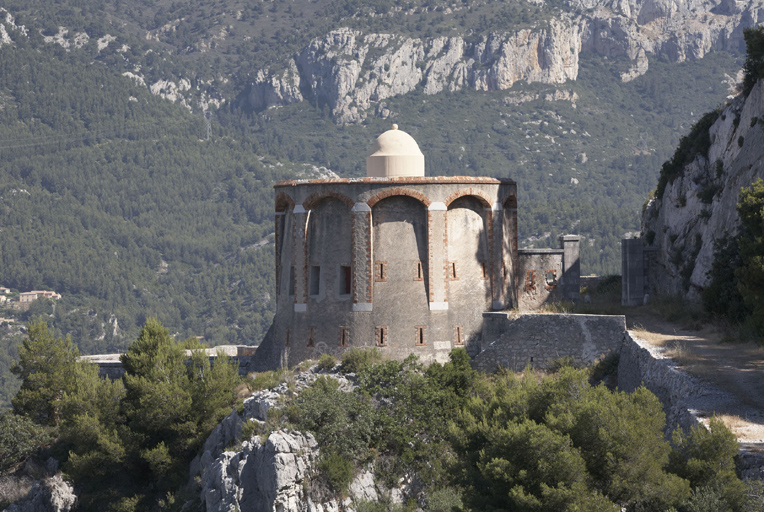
[366, 125, 425, 177]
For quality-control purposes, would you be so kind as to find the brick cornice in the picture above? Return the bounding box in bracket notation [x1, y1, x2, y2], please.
[274, 176, 515, 188]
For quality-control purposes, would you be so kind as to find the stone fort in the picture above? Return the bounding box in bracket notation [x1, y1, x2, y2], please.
[252, 125, 583, 369]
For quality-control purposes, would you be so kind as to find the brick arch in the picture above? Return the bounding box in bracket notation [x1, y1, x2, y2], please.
[444, 188, 493, 209]
[275, 192, 295, 212]
[501, 194, 517, 209]
[366, 188, 431, 208]
[302, 191, 354, 210]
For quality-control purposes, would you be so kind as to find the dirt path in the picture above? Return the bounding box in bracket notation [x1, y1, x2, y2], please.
[625, 310, 764, 449]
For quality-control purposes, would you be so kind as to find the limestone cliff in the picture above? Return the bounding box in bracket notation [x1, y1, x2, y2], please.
[243, 0, 763, 123]
[641, 79, 764, 299]
[193, 367, 406, 512]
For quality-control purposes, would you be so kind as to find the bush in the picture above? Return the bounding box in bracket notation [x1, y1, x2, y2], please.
[340, 348, 382, 374]
[743, 26, 764, 96]
[426, 487, 463, 512]
[0, 412, 53, 473]
[546, 356, 577, 373]
[589, 353, 620, 382]
[247, 369, 286, 392]
[317, 353, 337, 371]
[319, 453, 354, 494]
[656, 111, 720, 199]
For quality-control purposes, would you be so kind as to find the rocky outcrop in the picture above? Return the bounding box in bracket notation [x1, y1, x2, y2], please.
[244, 23, 582, 124]
[244, 0, 762, 123]
[641, 79, 764, 299]
[194, 367, 388, 512]
[3, 475, 76, 512]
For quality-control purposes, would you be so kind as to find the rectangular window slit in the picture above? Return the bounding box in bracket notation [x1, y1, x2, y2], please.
[415, 326, 426, 346]
[415, 261, 424, 281]
[375, 261, 387, 282]
[309, 266, 321, 296]
[449, 261, 458, 280]
[339, 326, 349, 347]
[285, 329, 290, 347]
[288, 266, 295, 296]
[454, 325, 463, 346]
[307, 327, 315, 348]
[340, 265, 351, 295]
[376, 326, 388, 347]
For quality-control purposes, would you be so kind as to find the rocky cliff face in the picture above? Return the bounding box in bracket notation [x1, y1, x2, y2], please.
[245, 0, 763, 123]
[194, 367, 403, 512]
[641, 79, 764, 299]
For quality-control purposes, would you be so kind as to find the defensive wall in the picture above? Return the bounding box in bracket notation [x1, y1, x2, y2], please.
[81, 345, 257, 379]
[472, 313, 625, 372]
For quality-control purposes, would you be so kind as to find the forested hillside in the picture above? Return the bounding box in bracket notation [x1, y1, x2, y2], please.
[0, 0, 752, 405]
[0, 22, 292, 406]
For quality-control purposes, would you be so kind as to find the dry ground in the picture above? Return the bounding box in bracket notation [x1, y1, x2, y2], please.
[624, 307, 764, 450]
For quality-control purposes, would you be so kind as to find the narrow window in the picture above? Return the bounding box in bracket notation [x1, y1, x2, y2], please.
[375, 261, 387, 282]
[481, 261, 489, 280]
[415, 326, 426, 346]
[285, 329, 290, 347]
[544, 269, 558, 289]
[375, 326, 388, 347]
[339, 326, 349, 347]
[454, 325, 463, 346]
[449, 261, 459, 280]
[525, 270, 537, 291]
[309, 266, 321, 296]
[288, 266, 295, 296]
[414, 261, 424, 281]
[340, 265, 352, 295]
[307, 327, 315, 348]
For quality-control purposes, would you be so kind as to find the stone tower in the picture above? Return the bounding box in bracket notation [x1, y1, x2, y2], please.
[251, 125, 523, 369]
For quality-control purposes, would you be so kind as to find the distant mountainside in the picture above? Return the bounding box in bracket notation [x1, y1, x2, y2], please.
[0, 0, 758, 405]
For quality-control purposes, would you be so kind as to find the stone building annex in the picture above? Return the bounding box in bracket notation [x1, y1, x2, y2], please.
[253, 125, 582, 369]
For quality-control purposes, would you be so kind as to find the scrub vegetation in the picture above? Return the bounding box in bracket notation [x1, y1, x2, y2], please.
[4, 327, 760, 511]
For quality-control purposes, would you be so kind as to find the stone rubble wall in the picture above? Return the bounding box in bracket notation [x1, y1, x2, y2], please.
[473, 313, 626, 372]
[618, 331, 764, 479]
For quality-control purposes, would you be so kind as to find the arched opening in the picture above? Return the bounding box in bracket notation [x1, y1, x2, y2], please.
[372, 195, 429, 309]
[447, 195, 491, 304]
[306, 198, 352, 301]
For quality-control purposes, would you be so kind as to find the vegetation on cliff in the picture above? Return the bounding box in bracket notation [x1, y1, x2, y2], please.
[3, 318, 239, 511]
[4, 325, 759, 511]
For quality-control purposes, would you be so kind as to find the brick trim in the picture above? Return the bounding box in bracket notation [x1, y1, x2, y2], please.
[366, 187, 432, 208]
[275, 192, 295, 212]
[302, 191, 355, 210]
[501, 194, 518, 209]
[275, 176, 515, 188]
[444, 189, 493, 209]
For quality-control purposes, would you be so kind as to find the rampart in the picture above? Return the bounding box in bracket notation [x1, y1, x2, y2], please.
[80, 345, 257, 380]
[472, 313, 625, 373]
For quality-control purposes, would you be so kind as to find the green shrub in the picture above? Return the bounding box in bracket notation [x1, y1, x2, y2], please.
[0, 411, 54, 472]
[645, 230, 656, 245]
[240, 419, 258, 442]
[317, 353, 337, 371]
[547, 356, 577, 373]
[426, 487, 463, 512]
[589, 353, 620, 382]
[656, 111, 720, 199]
[743, 26, 764, 95]
[699, 184, 720, 204]
[319, 452, 354, 494]
[340, 348, 382, 374]
[248, 369, 285, 392]
[738, 136, 745, 147]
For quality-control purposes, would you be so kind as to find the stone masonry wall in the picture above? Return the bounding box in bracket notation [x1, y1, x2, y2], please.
[472, 313, 625, 373]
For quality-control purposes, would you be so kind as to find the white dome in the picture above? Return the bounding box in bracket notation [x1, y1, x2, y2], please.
[366, 125, 425, 177]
